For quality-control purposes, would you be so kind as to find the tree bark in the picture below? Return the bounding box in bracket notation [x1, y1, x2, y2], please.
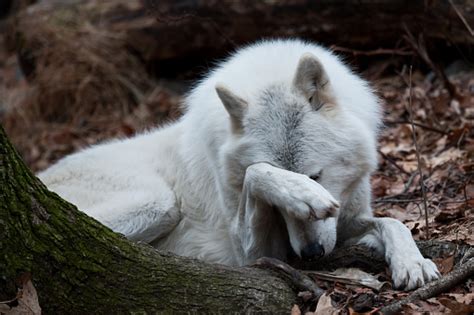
[0, 125, 296, 314]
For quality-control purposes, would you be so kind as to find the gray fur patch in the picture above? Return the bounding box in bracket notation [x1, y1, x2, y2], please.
[245, 85, 309, 172]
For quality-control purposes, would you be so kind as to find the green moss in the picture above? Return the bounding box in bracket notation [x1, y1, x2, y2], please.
[0, 125, 296, 313]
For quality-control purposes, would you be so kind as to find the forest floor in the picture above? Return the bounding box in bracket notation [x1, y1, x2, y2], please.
[0, 26, 473, 314]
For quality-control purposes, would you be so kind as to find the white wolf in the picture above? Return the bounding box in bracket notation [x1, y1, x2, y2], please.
[39, 39, 439, 290]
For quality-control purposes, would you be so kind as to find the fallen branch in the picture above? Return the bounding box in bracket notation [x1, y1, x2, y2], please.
[377, 149, 412, 176]
[449, 0, 474, 37]
[384, 120, 449, 135]
[374, 198, 423, 204]
[330, 46, 414, 56]
[253, 257, 324, 300]
[403, 28, 456, 96]
[380, 256, 474, 314]
[407, 65, 431, 239]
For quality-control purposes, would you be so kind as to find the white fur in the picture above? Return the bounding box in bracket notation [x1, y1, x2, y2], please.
[38, 39, 439, 290]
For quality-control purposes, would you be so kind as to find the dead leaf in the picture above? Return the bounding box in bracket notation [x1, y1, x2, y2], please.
[435, 208, 463, 223]
[348, 308, 376, 315]
[291, 304, 302, 315]
[446, 293, 474, 305]
[433, 255, 454, 275]
[439, 297, 474, 315]
[428, 148, 465, 169]
[385, 204, 421, 223]
[404, 298, 447, 314]
[2, 275, 42, 315]
[314, 294, 338, 315]
[386, 179, 406, 196]
[350, 293, 376, 313]
[306, 268, 389, 291]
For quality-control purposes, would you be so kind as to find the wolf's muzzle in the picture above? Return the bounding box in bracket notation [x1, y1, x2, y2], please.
[301, 243, 325, 260]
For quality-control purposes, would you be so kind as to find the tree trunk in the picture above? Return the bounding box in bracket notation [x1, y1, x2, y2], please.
[0, 125, 296, 314]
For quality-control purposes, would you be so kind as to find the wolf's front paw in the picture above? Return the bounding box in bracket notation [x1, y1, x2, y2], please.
[278, 173, 340, 220]
[390, 255, 440, 290]
[246, 163, 339, 220]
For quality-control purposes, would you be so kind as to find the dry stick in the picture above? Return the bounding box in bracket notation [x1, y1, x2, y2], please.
[403, 27, 456, 96]
[402, 172, 417, 195]
[448, 0, 474, 37]
[463, 181, 469, 214]
[384, 120, 448, 135]
[253, 257, 324, 299]
[380, 258, 474, 315]
[375, 198, 474, 204]
[374, 198, 422, 204]
[377, 149, 411, 176]
[407, 66, 430, 239]
[330, 46, 414, 56]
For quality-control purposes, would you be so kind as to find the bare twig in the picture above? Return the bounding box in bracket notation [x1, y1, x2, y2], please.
[253, 257, 324, 299]
[330, 46, 414, 56]
[384, 120, 449, 135]
[375, 198, 474, 205]
[374, 198, 422, 204]
[403, 27, 456, 96]
[148, 7, 237, 48]
[407, 66, 430, 239]
[448, 0, 474, 37]
[439, 198, 474, 205]
[463, 181, 468, 214]
[402, 172, 417, 195]
[377, 149, 411, 176]
[380, 258, 474, 315]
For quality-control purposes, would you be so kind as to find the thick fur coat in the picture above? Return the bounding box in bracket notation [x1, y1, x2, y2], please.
[39, 39, 439, 290]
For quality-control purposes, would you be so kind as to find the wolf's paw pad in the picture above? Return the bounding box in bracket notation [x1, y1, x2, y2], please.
[391, 257, 440, 290]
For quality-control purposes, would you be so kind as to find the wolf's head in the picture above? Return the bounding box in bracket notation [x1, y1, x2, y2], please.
[216, 53, 378, 260]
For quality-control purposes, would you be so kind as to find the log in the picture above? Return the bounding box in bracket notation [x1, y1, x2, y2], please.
[10, 0, 474, 77]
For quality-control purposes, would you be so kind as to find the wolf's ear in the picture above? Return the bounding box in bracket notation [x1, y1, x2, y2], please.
[215, 84, 248, 131]
[293, 53, 331, 110]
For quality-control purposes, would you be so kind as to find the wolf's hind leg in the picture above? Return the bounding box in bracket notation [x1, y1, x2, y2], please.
[339, 216, 440, 290]
[86, 187, 181, 244]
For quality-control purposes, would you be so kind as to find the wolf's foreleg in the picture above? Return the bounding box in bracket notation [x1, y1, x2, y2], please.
[339, 216, 440, 290]
[230, 162, 339, 264]
[243, 162, 339, 220]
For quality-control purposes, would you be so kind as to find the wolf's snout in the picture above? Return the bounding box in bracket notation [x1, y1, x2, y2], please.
[301, 243, 325, 260]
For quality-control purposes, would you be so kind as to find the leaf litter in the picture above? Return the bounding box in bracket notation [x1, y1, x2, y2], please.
[0, 24, 472, 315]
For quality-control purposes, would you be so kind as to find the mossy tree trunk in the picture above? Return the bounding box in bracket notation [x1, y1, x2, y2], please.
[0, 125, 296, 314]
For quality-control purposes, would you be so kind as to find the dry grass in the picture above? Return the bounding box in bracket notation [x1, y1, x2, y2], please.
[8, 3, 152, 124]
[0, 2, 184, 170]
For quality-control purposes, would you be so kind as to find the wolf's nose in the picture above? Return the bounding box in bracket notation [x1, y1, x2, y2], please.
[301, 243, 325, 260]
